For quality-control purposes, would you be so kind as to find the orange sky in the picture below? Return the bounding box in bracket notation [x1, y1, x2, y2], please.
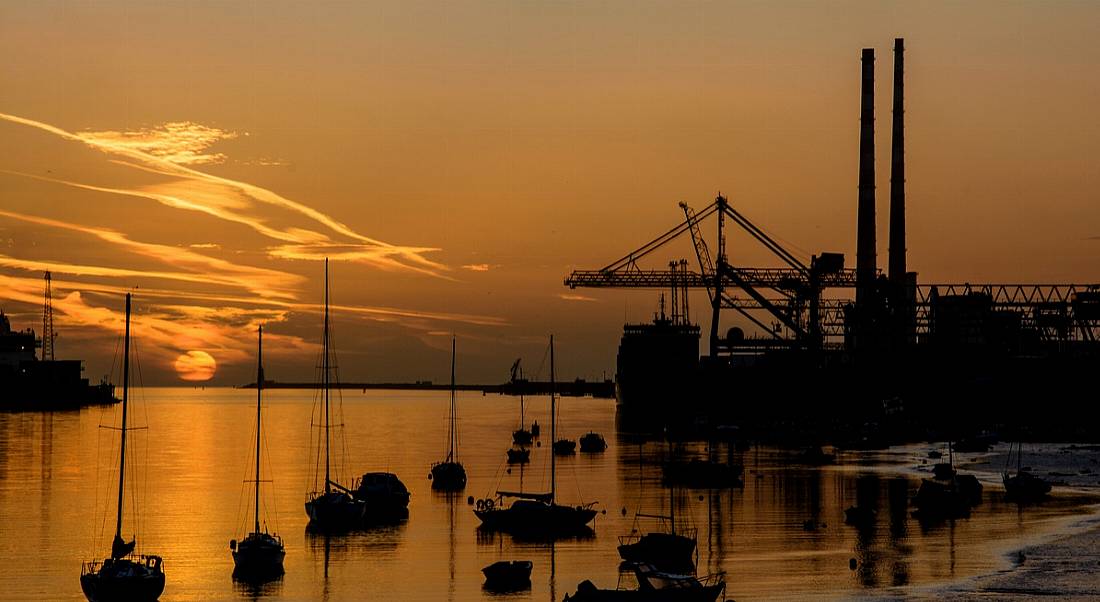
[1, 1, 1098, 384]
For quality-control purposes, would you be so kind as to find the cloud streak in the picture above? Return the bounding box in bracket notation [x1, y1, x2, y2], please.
[0, 112, 446, 275]
[80, 121, 238, 165]
[0, 208, 301, 299]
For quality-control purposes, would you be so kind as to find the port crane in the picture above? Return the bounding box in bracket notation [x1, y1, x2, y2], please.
[564, 195, 1100, 356]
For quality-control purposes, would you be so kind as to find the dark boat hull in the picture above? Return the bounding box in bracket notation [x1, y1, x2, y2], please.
[232, 533, 285, 578]
[1003, 471, 1052, 503]
[356, 472, 411, 522]
[506, 448, 530, 464]
[430, 462, 467, 490]
[305, 492, 366, 530]
[475, 500, 596, 536]
[617, 533, 696, 572]
[482, 560, 533, 591]
[580, 434, 607, 453]
[563, 581, 724, 602]
[80, 557, 165, 602]
[553, 440, 577, 455]
[512, 429, 534, 445]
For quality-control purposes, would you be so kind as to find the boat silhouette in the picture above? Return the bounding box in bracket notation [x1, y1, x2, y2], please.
[305, 260, 367, 530]
[475, 336, 598, 536]
[429, 337, 467, 491]
[231, 325, 286, 580]
[79, 294, 165, 602]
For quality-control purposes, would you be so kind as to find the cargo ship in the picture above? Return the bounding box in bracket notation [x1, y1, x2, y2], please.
[0, 310, 117, 410]
[615, 309, 700, 411]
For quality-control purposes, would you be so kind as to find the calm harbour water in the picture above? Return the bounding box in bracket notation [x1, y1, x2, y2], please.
[1, 387, 1097, 601]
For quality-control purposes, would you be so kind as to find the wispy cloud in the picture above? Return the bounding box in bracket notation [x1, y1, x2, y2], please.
[80, 121, 238, 165]
[0, 209, 301, 299]
[0, 112, 446, 275]
[558, 293, 598, 302]
[461, 263, 492, 272]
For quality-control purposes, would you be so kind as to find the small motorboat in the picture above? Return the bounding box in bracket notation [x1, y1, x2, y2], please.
[512, 428, 534, 445]
[563, 563, 725, 602]
[579, 432, 607, 453]
[356, 472, 410, 521]
[617, 531, 696, 574]
[506, 447, 530, 464]
[482, 560, 532, 591]
[531, 421, 540, 437]
[553, 439, 577, 455]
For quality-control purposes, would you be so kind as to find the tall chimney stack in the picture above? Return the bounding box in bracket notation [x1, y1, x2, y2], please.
[856, 48, 877, 306]
[888, 38, 906, 284]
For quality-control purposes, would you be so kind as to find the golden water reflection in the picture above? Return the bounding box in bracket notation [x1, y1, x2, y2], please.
[0, 388, 1094, 601]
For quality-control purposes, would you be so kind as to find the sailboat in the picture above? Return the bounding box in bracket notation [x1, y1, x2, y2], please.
[305, 260, 367, 530]
[80, 293, 165, 602]
[474, 335, 598, 536]
[511, 359, 534, 445]
[230, 325, 286, 578]
[1003, 441, 1051, 503]
[552, 386, 577, 455]
[913, 441, 982, 521]
[619, 445, 697, 573]
[430, 337, 467, 490]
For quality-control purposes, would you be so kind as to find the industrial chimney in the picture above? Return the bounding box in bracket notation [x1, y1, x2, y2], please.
[888, 38, 906, 284]
[856, 48, 876, 306]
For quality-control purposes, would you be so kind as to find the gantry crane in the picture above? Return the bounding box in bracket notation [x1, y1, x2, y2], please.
[564, 195, 1100, 354]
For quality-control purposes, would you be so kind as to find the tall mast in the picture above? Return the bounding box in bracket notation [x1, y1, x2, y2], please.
[550, 335, 556, 504]
[323, 259, 331, 493]
[114, 293, 131, 548]
[664, 433, 676, 535]
[448, 336, 456, 462]
[255, 325, 263, 534]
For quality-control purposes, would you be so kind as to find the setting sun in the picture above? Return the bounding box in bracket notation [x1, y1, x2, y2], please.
[174, 350, 216, 381]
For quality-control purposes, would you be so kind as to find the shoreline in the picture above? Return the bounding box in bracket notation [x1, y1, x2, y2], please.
[936, 510, 1100, 599]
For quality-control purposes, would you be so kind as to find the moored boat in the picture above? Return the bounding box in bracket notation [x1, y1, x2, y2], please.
[429, 337, 467, 491]
[481, 560, 533, 591]
[580, 432, 608, 453]
[305, 260, 367, 531]
[563, 563, 725, 602]
[356, 472, 411, 521]
[1003, 441, 1051, 503]
[475, 336, 598, 537]
[79, 294, 165, 602]
[913, 445, 982, 521]
[231, 325, 285, 580]
[506, 447, 530, 464]
[554, 438, 578, 455]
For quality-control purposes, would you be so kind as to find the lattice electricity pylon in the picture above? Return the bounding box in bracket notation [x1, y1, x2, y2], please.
[41, 271, 55, 361]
